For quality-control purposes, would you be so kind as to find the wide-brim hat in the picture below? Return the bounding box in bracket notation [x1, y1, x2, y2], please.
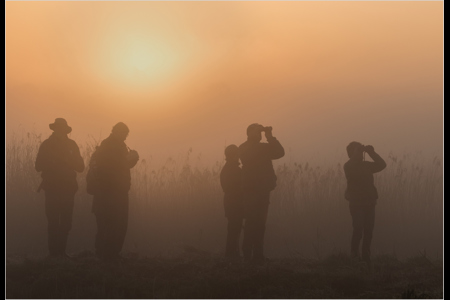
[49, 118, 72, 134]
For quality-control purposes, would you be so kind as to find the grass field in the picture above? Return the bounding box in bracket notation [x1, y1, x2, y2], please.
[6, 251, 443, 299]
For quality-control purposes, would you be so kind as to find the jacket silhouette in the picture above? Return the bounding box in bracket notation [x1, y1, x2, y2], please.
[92, 122, 139, 260]
[220, 145, 244, 258]
[36, 134, 84, 193]
[35, 118, 84, 257]
[344, 149, 386, 206]
[239, 131, 284, 193]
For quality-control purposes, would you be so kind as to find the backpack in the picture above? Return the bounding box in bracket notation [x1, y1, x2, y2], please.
[86, 146, 100, 195]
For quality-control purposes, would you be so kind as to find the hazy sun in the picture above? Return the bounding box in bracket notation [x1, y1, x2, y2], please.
[121, 36, 174, 73]
[92, 28, 183, 95]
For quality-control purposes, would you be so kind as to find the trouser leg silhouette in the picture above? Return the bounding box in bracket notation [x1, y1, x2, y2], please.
[252, 202, 269, 261]
[242, 216, 255, 261]
[94, 192, 129, 259]
[225, 217, 243, 258]
[45, 191, 74, 256]
[111, 197, 129, 256]
[350, 204, 375, 261]
[362, 206, 375, 262]
[94, 207, 107, 257]
[243, 191, 270, 262]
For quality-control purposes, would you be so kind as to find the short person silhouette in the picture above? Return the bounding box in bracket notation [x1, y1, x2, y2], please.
[220, 144, 244, 259]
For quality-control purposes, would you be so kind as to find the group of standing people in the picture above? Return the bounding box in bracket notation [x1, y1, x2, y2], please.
[220, 123, 284, 264]
[35, 118, 386, 265]
[35, 118, 139, 260]
[220, 124, 386, 265]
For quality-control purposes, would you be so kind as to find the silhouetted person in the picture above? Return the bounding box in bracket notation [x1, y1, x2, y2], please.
[92, 122, 139, 260]
[35, 118, 85, 258]
[239, 123, 284, 264]
[344, 142, 386, 265]
[220, 144, 244, 259]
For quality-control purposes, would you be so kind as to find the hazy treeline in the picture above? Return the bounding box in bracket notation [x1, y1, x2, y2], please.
[5, 132, 443, 259]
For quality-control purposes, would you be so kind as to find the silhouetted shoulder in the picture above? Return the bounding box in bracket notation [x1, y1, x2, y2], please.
[343, 160, 350, 170]
[238, 141, 248, 149]
[363, 160, 386, 173]
[40, 137, 51, 145]
[38, 136, 56, 149]
[239, 140, 284, 160]
[343, 159, 355, 169]
[67, 138, 80, 149]
[344, 160, 374, 172]
[343, 160, 354, 176]
[220, 162, 242, 195]
[99, 136, 112, 147]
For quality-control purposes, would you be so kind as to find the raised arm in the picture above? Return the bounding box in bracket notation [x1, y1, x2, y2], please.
[365, 145, 387, 173]
[265, 127, 285, 159]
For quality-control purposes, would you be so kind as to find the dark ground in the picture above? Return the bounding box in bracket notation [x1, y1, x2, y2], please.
[6, 250, 443, 299]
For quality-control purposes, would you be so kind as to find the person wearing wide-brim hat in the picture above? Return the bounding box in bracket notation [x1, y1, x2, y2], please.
[49, 118, 72, 134]
[35, 118, 85, 258]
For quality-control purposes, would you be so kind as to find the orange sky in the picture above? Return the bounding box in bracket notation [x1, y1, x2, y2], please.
[5, 2, 443, 164]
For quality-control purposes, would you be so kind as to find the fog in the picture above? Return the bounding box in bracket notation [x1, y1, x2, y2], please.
[6, 2, 443, 259]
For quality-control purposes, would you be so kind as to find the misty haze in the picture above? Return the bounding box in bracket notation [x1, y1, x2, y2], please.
[6, 1, 442, 299]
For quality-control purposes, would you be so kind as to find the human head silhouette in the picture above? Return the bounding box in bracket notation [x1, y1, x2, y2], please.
[49, 118, 72, 135]
[247, 123, 264, 142]
[224, 144, 239, 163]
[347, 141, 364, 161]
[112, 122, 129, 141]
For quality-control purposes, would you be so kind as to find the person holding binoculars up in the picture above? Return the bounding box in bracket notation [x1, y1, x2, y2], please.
[344, 142, 386, 267]
[238, 123, 285, 264]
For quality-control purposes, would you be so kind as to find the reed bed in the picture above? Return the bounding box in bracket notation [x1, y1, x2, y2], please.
[5, 132, 443, 259]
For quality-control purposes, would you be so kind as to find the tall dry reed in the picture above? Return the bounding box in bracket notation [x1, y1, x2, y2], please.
[5, 132, 443, 259]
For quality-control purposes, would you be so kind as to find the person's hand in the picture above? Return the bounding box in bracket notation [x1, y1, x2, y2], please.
[364, 145, 375, 154]
[128, 150, 139, 162]
[264, 126, 273, 139]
